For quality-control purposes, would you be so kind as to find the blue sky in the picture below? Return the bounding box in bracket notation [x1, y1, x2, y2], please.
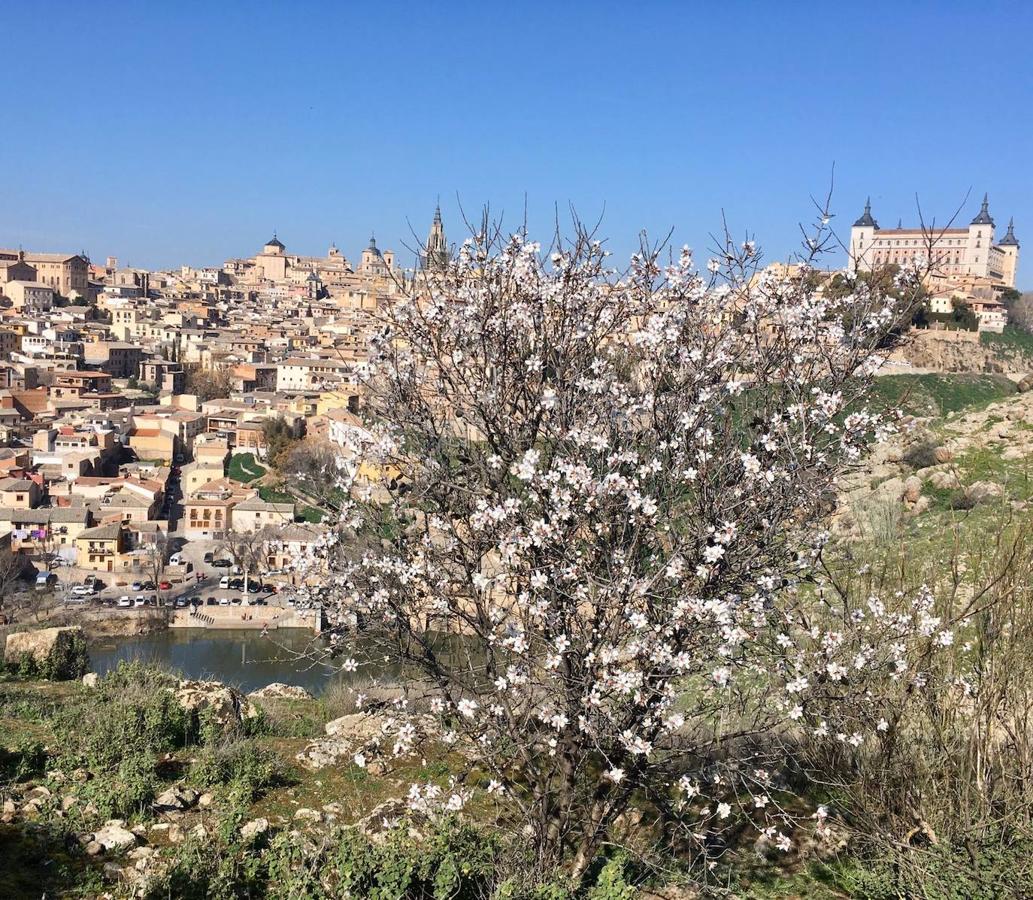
[2, 1, 1032, 285]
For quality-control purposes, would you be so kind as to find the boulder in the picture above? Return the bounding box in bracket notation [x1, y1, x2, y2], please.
[174, 679, 258, 726]
[4, 626, 88, 679]
[293, 807, 321, 823]
[152, 786, 199, 812]
[324, 712, 386, 742]
[240, 817, 270, 841]
[249, 683, 314, 701]
[92, 820, 138, 852]
[295, 737, 353, 771]
[902, 475, 923, 504]
[964, 481, 1005, 506]
[82, 672, 99, 688]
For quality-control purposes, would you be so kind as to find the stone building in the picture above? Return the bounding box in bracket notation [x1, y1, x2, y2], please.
[848, 195, 1019, 290]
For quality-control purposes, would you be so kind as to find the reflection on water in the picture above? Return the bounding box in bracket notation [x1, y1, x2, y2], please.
[88, 629, 403, 695]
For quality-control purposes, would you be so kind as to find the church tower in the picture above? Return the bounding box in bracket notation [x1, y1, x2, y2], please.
[423, 203, 448, 270]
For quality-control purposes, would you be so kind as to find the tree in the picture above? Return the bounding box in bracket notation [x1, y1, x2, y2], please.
[183, 364, 233, 402]
[0, 546, 26, 623]
[220, 528, 270, 595]
[261, 418, 300, 471]
[282, 440, 343, 507]
[305, 217, 922, 881]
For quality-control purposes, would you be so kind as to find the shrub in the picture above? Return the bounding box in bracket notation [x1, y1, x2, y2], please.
[79, 752, 159, 819]
[191, 739, 284, 803]
[11, 630, 89, 681]
[0, 738, 46, 781]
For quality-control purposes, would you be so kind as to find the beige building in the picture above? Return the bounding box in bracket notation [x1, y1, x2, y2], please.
[849, 195, 1020, 290]
[1, 251, 91, 298]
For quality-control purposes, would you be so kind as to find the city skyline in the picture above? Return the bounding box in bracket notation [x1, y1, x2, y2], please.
[2, 1, 1032, 285]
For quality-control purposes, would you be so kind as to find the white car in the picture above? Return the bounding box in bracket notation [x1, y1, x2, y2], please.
[70, 584, 93, 598]
[168, 553, 182, 565]
[219, 576, 230, 589]
[134, 595, 147, 607]
[117, 595, 131, 608]
[218, 596, 231, 606]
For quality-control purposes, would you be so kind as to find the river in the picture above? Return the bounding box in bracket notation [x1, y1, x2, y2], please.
[88, 629, 403, 695]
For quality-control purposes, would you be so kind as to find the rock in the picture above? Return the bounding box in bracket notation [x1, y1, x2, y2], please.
[93, 821, 138, 852]
[128, 846, 155, 861]
[249, 683, 314, 701]
[152, 786, 199, 812]
[197, 792, 214, 808]
[174, 679, 258, 726]
[324, 712, 386, 742]
[293, 808, 321, 823]
[82, 672, 99, 688]
[3, 626, 87, 678]
[964, 481, 1005, 506]
[295, 737, 353, 770]
[2, 799, 15, 814]
[902, 475, 923, 504]
[85, 840, 104, 856]
[933, 446, 953, 463]
[167, 824, 185, 844]
[25, 786, 51, 801]
[1018, 374, 1033, 393]
[924, 468, 960, 491]
[240, 817, 270, 841]
[61, 795, 78, 812]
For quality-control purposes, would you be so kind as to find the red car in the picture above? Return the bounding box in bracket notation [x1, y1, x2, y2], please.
[159, 580, 172, 590]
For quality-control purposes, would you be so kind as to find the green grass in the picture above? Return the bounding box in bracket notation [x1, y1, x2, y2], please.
[981, 324, 1033, 355]
[298, 506, 324, 523]
[868, 373, 1016, 418]
[228, 452, 267, 484]
[258, 485, 294, 503]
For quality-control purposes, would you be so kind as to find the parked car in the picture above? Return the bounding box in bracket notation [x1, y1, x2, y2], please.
[141, 580, 156, 591]
[34, 573, 58, 591]
[117, 595, 132, 608]
[63, 595, 89, 604]
[168, 553, 182, 565]
[130, 581, 143, 592]
[219, 576, 230, 589]
[203, 552, 215, 564]
[230, 596, 243, 606]
[174, 596, 188, 608]
[218, 596, 231, 606]
[70, 584, 94, 598]
[84, 574, 98, 587]
[206, 596, 217, 606]
[212, 558, 231, 569]
[159, 581, 172, 590]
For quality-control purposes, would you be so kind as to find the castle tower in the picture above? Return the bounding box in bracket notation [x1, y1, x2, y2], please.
[998, 217, 1020, 289]
[847, 197, 879, 274]
[966, 193, 995, 278]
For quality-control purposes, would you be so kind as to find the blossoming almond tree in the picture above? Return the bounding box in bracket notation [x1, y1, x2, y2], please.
[319, 217, 922, 877]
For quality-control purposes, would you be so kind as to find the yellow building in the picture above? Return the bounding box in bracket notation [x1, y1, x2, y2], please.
[75, 522, 130, 573]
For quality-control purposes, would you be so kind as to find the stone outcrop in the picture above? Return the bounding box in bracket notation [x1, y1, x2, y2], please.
[174, 679, 258, 726]
[4, 626, 86, 674]
[91, 820, 139, 852]
[248, 682, 314, 701]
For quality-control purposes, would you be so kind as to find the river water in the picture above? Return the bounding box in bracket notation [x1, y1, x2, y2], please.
[88, 629, 402, 695]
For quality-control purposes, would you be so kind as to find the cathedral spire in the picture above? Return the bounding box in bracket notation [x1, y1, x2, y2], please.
[423, 202, 448, 270]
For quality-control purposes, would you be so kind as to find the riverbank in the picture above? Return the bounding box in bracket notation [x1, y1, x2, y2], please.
[170, 604, 320, 633]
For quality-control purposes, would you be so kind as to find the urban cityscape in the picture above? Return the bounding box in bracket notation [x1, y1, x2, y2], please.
[3, 3, 1033, 898]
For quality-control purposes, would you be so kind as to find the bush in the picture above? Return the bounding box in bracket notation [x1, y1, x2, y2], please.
[0, 738, 46, 781]
[79, 752, 159, 819]
[191, 739, 284, 803]
[140, 818, 504, 900]
[11, 630, 89, 681]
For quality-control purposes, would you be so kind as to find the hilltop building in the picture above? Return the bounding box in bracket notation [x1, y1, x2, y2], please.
[848, 195, 1019, 291]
